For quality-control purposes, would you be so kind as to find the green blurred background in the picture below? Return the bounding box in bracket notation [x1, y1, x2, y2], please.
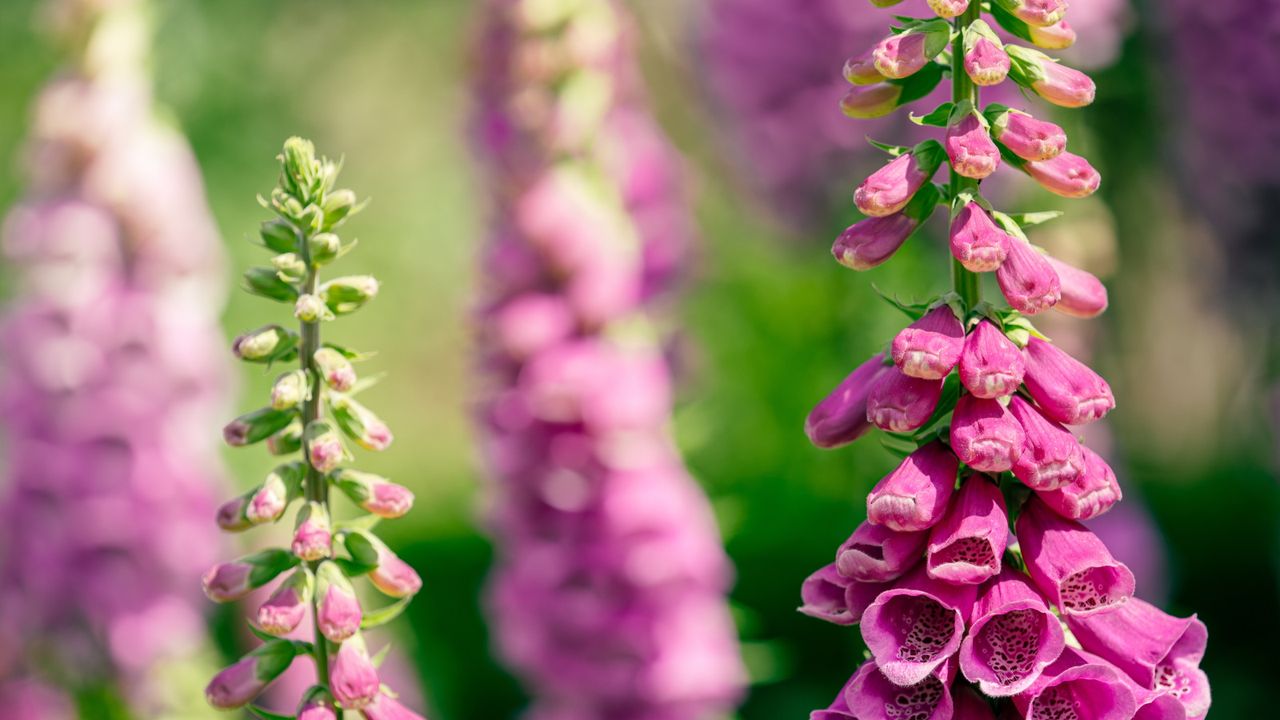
[0, 0, 1276, 718]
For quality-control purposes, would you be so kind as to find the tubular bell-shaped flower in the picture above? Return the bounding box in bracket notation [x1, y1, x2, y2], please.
[861, 566, 977, 685]
[1016, 497, 1136, 615]
[1046, 255, 1109, 317]
[854, 142, 947, 217]
[997, 236, 1062, 314]
[959, 320, 1026, 399]
[1008, 395, 1087, 490]
[1035, 445, 1122, 520]
[806, 353, 895, 448]
[950, 202, 1011, 272]
[1012, 647, 1139, 720]
[989, 108, 1066, 161]
[866, 441, 958, 531]
[866, 368, 945, 432]
[1022, 336, 1115, 425]
[872, 21, 951, 80]
[947, 113, 1002, 180]
[950, 394, 1026, 472]
[893, 305, 966, 380]
[1025, 151, 1102, 198]
[845, 658, 956, 720]
[963, 20, 1010, 86]
[959, 569, 1065, 696]
[837, 521, 928, 582]
[926, 474, 1008, 584]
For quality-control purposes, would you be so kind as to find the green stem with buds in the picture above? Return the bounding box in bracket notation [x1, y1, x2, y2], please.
[299, 246, 331, 684]
[951, 3, 982, 309]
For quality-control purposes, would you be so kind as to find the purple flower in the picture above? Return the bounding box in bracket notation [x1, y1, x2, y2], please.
[1036, 445, 1123, 520]
[950, 202, 1011, 273]
[316, 562, 362, 643]
[959, 569, 1065, 696]
[854, 143, 945, 217]
[997, 236, 1062, 315]
[959, 320, 1025, 399]
[1046, 255, 1110, 318]
[1016, 497, 1136, 616]
[837, 521, 928, 582]
[257, 570, 311, 637]
[330, 636, 380, 711]
[990, 108, 1066, 162]
[1022, 336, 1116, 425]
[892, 306, 965, 380]
[800, 563, 888, 626]
[866, 368, 944, 433]
[1025, 152, 1103, 198]
[866, 441, 958, 532]
[861, 563, 976, 684]
[832, 212, 919, 270]
[844, 659, 955, 720]
[950, 394, 1026, 473]
[806, 353, 895, 448]
[1012, 647, 1140, 720]
[925, 474, 1008, 584]
[1008, 395, 1087, 491]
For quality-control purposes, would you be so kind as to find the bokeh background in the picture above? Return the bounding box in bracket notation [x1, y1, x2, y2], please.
[0, 0, 1276, 718]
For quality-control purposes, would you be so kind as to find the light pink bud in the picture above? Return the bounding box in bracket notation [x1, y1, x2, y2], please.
[361, 692, 428, 720]
[866, 441, 958, 532]
[201, 561, 253, 603]
[959, 320, 1025, 399]
[205, 642, 296, 709]
[306, 421, 346, 473]
[866, 368, 944, 433]
[843, 49, 883, 86]
[964, 36, 1010, 87]
[332, 468, 414, 518]
[1022, 336, 1115, 425]
[313, 347, 357, 392]
[1009, 45, 1097, 107]
[946, 114, 1001, 180]
[950, 394, 1026, 473]
[1026, 152, 1101, 198]
[1008, 395, 1086, 491]
[316, 562, 362, 643]
[1046, 256, 1109, 317]
[1029, 20, 1077, 49]
[216, 496, 251, 532]
[298, 688, 339, 720]
[991, 109, 1066, 162]
[806, 353, 895, 449]
[257, 570, 312, 636]
[331, 396, 394, 451]
[369, 542, 422, 598]
[928, 0, 970, 19]
[861, 565, 978, 685]
[925, 474, 1008, 584]
[854, 143, 944, 217]
[998, 0, 1068, 27]
[832, 213, 918, 270]
[291, 502, 332, 562]
[949, 203, 1011, 273]
[839, 84, 902, 119]
[1016, 497, 1136, 616]
[892, 306, 965, 380]
[1036, 446, 1122, 521]
[997, 237, 1061, 315]
[836, 521, 927, 583]
[271, 369, 310, 410]
[330, 636, 380, 710]
[246, 469, 292, 524]
[872, 32, 930, 80]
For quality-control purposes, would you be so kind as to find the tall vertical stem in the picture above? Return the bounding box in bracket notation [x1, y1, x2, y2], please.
[299, 259, 330, 683]
[951, 3, 982, 308]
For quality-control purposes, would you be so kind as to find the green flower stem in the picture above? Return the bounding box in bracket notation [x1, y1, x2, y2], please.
[951, 2, 982, 308]
[299, 251, 331, 685]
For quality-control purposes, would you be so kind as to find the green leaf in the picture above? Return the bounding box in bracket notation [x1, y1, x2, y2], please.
[370, 642, 392, 668]
[248, 706, 295, 720]
[1006, 211, 1064, 228]
[360, 596, 413, 630]
[865, 137, 911, 157]
[334, 557, 378, 577]
[988, 3, 1035, 43]
[889, 61, 946, 107]
[343, 529, 381, 567]
[879, 433, 919, 459]
[909, 102, 955, 127]
[247, 624, 284, 644]
[334, 513, 383, 534]
[322, 342, 377, 362]
[870, 286, 933, 321]
[346, 373, 385, 396]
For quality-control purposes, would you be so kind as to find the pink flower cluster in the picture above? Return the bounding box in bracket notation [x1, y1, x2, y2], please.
[473, 1, 745, 717]
[0, 0, 228, 712]
[801, 3, 1211, 720]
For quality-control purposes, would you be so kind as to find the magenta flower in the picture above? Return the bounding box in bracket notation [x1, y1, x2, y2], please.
[1012, 647, 1140, 720]
[997, 236, 1062, 315]
[1026, 151, 1103, 198]
[947, 113, 1001, 180]
[866, 442, 958, 532]
[950, 202, 1011, 272]
[872, 22, 950, 80]
[1008, 47, 1097, 108]
[1022, 336, 1116, 425]
[959, 320, 1025, 399]
[316, 562, 362, 643]
[963, 20, 1010, 87]
[861, 566, 977, 685]
[368, 540, 423, 599]
[959, 569, 1065, 696]
[1016, 497, 1136, 615]
[950, 394, 1027, 473]
[257, 570, 312, 637]
[1036, 445, 1123, 520]
[330, 636, 381, 710]
[201, 561, 254, 603]
[837, 521, 928, 583]
[854, 143, 945, 217]
[1046, 255, 1110, 317]
[925, 474, 1008, 584]
[844, 659, 955, 720]
[800, 563, 886, 627]
[990, 109, 1066, 161]
[832, 213, 919, 270]
[866, 368, 944, 433]
[806, 353, 894, 449]
[1008, 395, 1087, 491]
[1066, 598, 1211, 719]
[893, 306, 966, 380]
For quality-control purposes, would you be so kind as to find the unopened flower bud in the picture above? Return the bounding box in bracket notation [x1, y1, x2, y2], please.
[316, 561, 362, 643]
[950, 394, 1026, 473]
[866, 441, 958, 532]
[330, 634, 381, 710]
[271, 369, 310, 410]
[322, 189, 358, 228]
[216, 496, 252, 532]
[309, 232, 342, 265]
[1008, 395, 1086, 491]
[996, 237, 1061, 315]
[282, 137, 321, 200]
[331, 468, 415, 518]
[320, 275, 379, 315]
[271, 252, 307, 282]
[833, 213, 917, 271]
[298, 687, 339, 720]
[291, 501, 332, 562]
[892, 305, 964, 380]
[295, 293, 330, 323]
[232, 325, 299, 363]
[1008, 46, 1096, 108]
[330, 395, 394, 451]
[1046, 256, 1108, 318]
[959, 320, 1025, 399]
[926, 474, 1008, 584]
[928, 0, 970, 19]
[223, 407, 297, 447]
[243, 267, 299, 302]
[1036, 446, 1122, 520]
[949, 202, 1010, 273]
[843, 49, 883, 85]
[866, 368, 943, 433]
[260, 218, 300, 253]
[1029, 19, 1076, 50]
[257, 569, 312, 636]
[305, 421, 348, 473]
[946, 113, 1000, 180]
[872, 21, 950, 80]
[1022, 336, 1115, 425]
[995, 0, 1067, 27]
[1025, 152, 1101, 199]
[989, 108, 1066, 162]
[806, 353, 895, 449]
[205, 640, 297, 709]
[267, 420, 304, 455]
[963, 20, 1010, 87]
[247, 463, 304, 524]
[840, 84, 902, 119]
[369, 538, 423, 598]
[202, 549, 297, 603]
[313, 347, 357, 392]
[854, 141, 945, 217]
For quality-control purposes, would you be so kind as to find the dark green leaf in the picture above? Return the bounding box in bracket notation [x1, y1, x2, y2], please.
[909, 102, 955, 127]
[890, 61, 946, 107]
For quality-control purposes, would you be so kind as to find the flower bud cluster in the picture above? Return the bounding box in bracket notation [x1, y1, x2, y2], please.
[801, 4, 1210, 719]
[0, 0, 229, 711]
[473, 0, 746, 716]
[204, 139, 425, 718]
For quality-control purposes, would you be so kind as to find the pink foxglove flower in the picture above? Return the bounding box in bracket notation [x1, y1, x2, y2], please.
[861, 566, 977, 685]
[1022, 336, 1116, 425]
[893, 306, 966, 380]
[806, 353, 895, 448]
[1046, 255, 1110, 317]
[837, 521, 928, 583]
[845, 659, 956, 720]
[1036, 445, 1123, 520]
[1008, 46, 1097, 107]
[872, 22, 950, 79]
[1026, 151, 1102, 198]
[990, 108, 1066, 161]
[840, 84, 905, 120]
[1008, 395, 1087, 491]
[958, 569, 1065, 696]
[867, 441, 959, 533]
[950, 394, 1026, 472]
[1029, 20, 1078, 50]
[997, 0, 1068, 27]
[1011, 647, 1139, 720]
[257, 570, 312, 637]
[361, 691, 429, 720]
[959, 320, 1026, 399]
[946, 113, 1001, 179]
[206, 642, 297, 709]
[866, 368, 944, 432]
[832, 212, 920, 269]
[963, 20, 1011, 86]
[332, 468, 415, 518]
[997, 236, 1062, 314]
[329, 636, 381, 711]
[854, 142, 946, 217]
[925, 474, 1008, 584]
[800, 563, 886, 627]
[315, 561, 362, 643]
[368, 539, 423, 599]
[298, 688, 339, 720]
[950, 202, 1011, 272]
[1016, 497, 1136, 615]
